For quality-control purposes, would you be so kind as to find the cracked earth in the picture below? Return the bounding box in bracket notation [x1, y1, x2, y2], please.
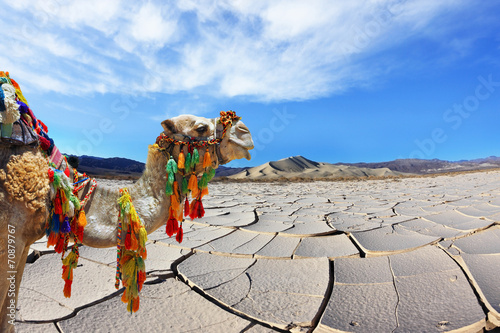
[15, 170, 500, 332]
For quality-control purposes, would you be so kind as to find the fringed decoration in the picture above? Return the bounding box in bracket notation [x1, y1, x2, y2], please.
[178, 149, 185, 169]
[184, 197, 190, 217]
[191, 148, 199, 169]
[119, 251, 146, 313]
[61, 244, 79, 298]
[116, 188, 148, 313]
[189, 198, 205, 220]
[203, 149, 211, 168]
[181, 177, 189, 195]
[176, 224, 184, 243]
[185, 152, 192, 174]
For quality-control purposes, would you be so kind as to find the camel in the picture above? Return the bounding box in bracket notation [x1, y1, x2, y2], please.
[0, 113, 254, 332]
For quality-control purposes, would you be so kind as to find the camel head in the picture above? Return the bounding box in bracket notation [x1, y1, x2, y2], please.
[160, 113, 254, 168]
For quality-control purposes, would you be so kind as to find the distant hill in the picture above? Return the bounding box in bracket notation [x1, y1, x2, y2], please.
[72, 155, 145, 179]
[227, 156, 407, 180]
[69, 154, 500, 180]
[341, 156, 500, 174]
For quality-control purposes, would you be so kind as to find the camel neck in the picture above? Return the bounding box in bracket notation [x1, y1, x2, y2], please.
[82, 146, 171, 248]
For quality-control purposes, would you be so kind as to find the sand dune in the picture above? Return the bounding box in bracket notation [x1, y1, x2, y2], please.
[229, 155, 407, 179]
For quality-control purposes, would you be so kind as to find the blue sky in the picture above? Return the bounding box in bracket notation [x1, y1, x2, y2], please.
[1, 0, 499, 167]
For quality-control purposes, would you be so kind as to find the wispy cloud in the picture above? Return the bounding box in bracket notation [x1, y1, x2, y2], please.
[0, 0, 480, 101]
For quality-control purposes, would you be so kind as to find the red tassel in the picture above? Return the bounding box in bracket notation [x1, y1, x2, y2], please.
[125, 226, 132, 249]
[189, 199, 205, 220]
[172, 218, 179, 234]
[184, 198, 190, 217]
[176, 225, 184, 243]
[55, 235, 65, 253]
[138, 271, 147, 292]
[48, 168, 55, 182]
[166, 218, 176, 237]
[197, 199, 205, 218]
[54, 192, 62, 215]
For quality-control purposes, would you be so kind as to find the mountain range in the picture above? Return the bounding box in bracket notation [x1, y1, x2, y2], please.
[71, 154, 500, 180]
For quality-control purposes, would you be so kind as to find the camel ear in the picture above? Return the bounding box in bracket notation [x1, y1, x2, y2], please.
[161, 119, 177, 135]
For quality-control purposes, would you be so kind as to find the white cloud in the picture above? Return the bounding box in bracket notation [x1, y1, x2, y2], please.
[0, 0, 480, 101]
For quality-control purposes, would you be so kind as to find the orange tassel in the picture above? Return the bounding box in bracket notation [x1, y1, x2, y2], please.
[178, 151, 185, 169]
[200, 187, 209, 199]
[121, 291, 129, 303]
[203, 149, 211, 168]
[77, 210, 87, 228]
[63, 279, 72, 298]
[188, 174, 199, 198]
[47, 232, 59, 247]
[170, 194, 180, 212]
[130, 229, 139, 251]
[132, 297, 140, 313]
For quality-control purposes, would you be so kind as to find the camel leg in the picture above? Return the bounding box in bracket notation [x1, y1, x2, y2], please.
[0, 226, 28, 333]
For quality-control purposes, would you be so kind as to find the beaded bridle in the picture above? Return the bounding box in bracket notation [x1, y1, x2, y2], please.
[155, 110, 241, 165]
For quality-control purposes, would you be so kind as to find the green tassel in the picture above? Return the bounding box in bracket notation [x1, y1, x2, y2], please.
[166, 181, 173, 196]
[199, 173, 209, 189]
[167, 157, 178, 174]
[53, 172, 61, 188]
[185, 153, 192, 174]
[181, 177, 189, 195]
[207, 167, 216, 181]
[191, 149, 199, 169]
[168, 172, 175, 185]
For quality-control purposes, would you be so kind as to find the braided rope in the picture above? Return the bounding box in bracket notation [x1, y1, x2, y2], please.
[80, 179, 97, 208]
[115, 210, 122, 289]
[156, 111, 240, 148]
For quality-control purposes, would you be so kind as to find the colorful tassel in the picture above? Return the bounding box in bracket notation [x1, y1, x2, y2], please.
[189, 199, 205, 220]
[178, 150, 185, 169]
[125, 225, 132, 250]
[207, 167, 216, 181]
[176, 225, 184, 243]
[60, 216, 71, 234]
[55, 235, 66, 253]
[181, 177, 189, 195]
[185, 152, 192, 174]
[191, 149, 199, 169]
[77, 210, 87, 228]
[184, 197, 190, 217]
[188, 174, 198, 192]
[166, 217, 176, 237]
[165, 181, 173, 196]
[54, 192, 62, 214]
[203, 149, 211, 168]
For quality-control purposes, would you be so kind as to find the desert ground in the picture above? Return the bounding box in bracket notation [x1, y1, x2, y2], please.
[14, 170, 500, 332]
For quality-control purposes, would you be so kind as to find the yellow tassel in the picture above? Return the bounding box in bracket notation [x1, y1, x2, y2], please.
[138, 227, 147, 250]
[178, 151, 185, 169]
[203, 149, 211, 168]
